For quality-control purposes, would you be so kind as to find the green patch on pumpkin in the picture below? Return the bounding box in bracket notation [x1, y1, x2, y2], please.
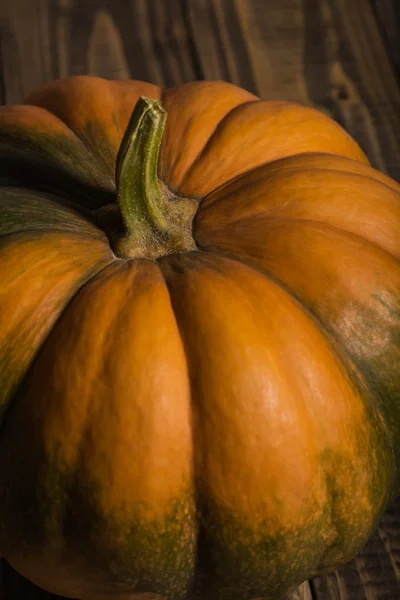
[0, 187, 106, 238]
[0, 436, 196, 600]
[0, 126, 115, 208]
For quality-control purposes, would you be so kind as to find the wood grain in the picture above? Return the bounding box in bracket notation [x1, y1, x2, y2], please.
[0, 1, 400, 599]
[372, 0, 400, 75]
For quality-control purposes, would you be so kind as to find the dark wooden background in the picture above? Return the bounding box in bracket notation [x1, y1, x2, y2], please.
[0, 0, 400, 599]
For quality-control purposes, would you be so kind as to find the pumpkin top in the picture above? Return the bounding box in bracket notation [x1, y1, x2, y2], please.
[2, 76, 400, 600]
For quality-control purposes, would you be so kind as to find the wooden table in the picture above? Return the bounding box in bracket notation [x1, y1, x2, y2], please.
[1, 1, 400, 598]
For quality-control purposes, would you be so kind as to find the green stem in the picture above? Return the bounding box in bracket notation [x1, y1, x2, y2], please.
[116, 97, 167, 237]
[112, 96, 197, 260]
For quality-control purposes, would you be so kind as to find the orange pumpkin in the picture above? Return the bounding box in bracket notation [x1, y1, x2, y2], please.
[0, 76, 400, 600]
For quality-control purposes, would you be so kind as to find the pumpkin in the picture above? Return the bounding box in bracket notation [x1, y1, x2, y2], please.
[0, 76, 400, 600]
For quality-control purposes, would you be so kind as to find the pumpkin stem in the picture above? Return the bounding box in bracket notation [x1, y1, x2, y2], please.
[112, 96, 197, 259]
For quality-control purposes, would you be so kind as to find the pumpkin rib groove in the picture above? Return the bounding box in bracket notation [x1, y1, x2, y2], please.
[198, 159, 400, 214]
[260, 152, 400, 193]
[196, 214, 400, 263]
[181, 244, 366, 379]
[158, 250, 395, 593]
[178, 102, 368, 197]
[0, 187, 108, 239]
[188, 246, 330, 331]
[0, 185, 103, 218]
[1, 103, 86, 149]
[0, 226, 110, 244]
[183, 245, 378, 401]
[157, 252, 230, 596]
[0, 103, 115, 166]
[159, 82, 259, 192]
[0, 249, 117, 438]
[0, 257, 197, 599]
[177, 99, 262, 190]
[49, 260, 134, 546]
[7, 102, 83, 142]
[195, 228, 399, 480]
[0, 152, 116, 211]
[0, 163, 116, 209]
[0, 225, 102, 239]
[156, 259, 200, 523]
[0, 105, 117, 207]
[20, 101, 114, 177]
[23, 77, 163, 180]
[223, 250, 397, 548]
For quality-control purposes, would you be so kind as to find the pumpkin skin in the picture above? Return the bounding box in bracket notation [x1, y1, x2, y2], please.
[0, 76, 400, 600]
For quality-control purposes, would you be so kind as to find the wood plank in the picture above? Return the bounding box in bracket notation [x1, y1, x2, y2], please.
[327, 0, 400, 181]
[0, 0, 53, 104]
[0, 0, 200, 101]
[371, 0, 400, 75]
[302, 0, 388, 174]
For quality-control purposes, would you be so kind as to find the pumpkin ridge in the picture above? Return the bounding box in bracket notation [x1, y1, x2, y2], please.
[178, 102, 368, 198]
[1, 258, 196, 598]
[198, 159, 400, 214]
[178, 99, 261, 194]
[0, 244, 116, 437]
[2, 103, 83, 143]
[159, 81, 259, 191]
[197, 222, 400, 475]
[23, 88, 116, 178]
[196, 214, 400, 264]
[189, 246, 397, 460]
[0, 225, 108, 244]
[23, 76, 163, 181]
[0, 151, 115, 210]
[21, 102, 93, 154]
[0, 187, 106, 239]
[155, 256, 200, 516]
[168, 247, 387, 425]
[0, 107, 116, 207]
[159, 251, 395, 599]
